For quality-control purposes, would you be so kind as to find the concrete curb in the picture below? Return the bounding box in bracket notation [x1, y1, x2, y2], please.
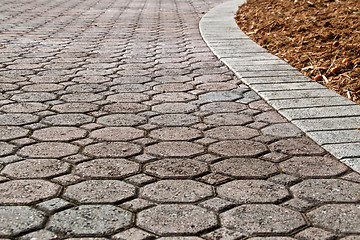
[199, 0, 360, 173]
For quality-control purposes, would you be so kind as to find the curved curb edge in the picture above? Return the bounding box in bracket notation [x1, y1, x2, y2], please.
[199, 0, 360, 173]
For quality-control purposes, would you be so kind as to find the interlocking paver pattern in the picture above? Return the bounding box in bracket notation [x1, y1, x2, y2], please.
[0, 0, 359, 238]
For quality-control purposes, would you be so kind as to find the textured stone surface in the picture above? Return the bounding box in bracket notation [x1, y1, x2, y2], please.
[280, 156, 348, 177]
[221, 204, 306, 235]
[74, 158, 140, 178]
[63, 180, 136, 203]
[149, 127, 202, 141]
[212, 158, 278, 178]
[205, 126, 259, 140]
[209, 140, 268, 157]
[47, 205, 133, 235]
[217, 180, 289, 203]
[291, 179, 360, 203]
[0, 180, 60, 204]
[32, 127, 87, 141]
[89, 127, 144, 141]
[0, 206, 45, 237]
[146, 142, 204, 157]
[18, 142, 79, 158]
[0, 126, 29, 140]
[137, 205, 217, 235]
[307, 204, 360, 234]
[1, 159, 70, 179]
[140, 180, 213, 203]
[83, 142, 142, 157]
[269, 138, 326, 155]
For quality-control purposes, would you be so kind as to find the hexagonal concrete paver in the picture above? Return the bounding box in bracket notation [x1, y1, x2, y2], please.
[140, 180, 213, 203]
[307, 204, 360, 234]
[97, 114, 147, 126]
[0, 102, 48, 113]
[209, 140, 268, 157]
[205, 126, 259, 140]
[0, 206, 45, 237]
[107, 93, 149, 102]
[0, 180, 60, 204]
[261, 123, 303, 138]
[103, 103, 148, 113]
[217, 180, 289, 203]
[0, 126, 29, 140]
[199, 91, 242, 102]
[146, 142, 204, 157]
[1, 159, 70, 179]
[137, 205, 217, 235]
[0, 113, 39, 126]
[280, 156, 349, 177]
[18, 142, 79, 158]
[269, 138, 326, 156]
[212, 158, 278, 178]
[42, 114, 94, 126]
[51, 102, 99, 113]
[204, 113, 253, 126]
[144, 158, 208, 178]
[291, 179, 360, 203]
[83, 142, 142, 157]
[149, 114, 200, 126]
[89, 127, 144, 141]
[149, 127, 202, 141]
[0, 142, 16, 157]
[32, 127, 87, 141]
[200, 102, 247, 113]
[63, 180, 136, 203]
[74, 158, 140, 178]
[152, 103, 197, 114]
[47, 205, 133, 236]
[221, 204, 306, 235]
[153, 92, 196, 102]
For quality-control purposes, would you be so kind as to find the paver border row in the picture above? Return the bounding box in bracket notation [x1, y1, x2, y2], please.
[199, 0, 360, 173]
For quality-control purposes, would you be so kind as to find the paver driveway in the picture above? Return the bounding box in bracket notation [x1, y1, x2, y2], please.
[0, 0, 359, 239]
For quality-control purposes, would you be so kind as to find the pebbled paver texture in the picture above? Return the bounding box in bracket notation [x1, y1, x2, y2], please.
[0, 0, 359, 239]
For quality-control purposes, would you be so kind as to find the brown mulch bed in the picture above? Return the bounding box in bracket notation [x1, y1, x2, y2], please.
[235, 0, 360, 104]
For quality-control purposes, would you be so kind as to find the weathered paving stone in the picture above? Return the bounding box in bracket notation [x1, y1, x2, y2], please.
[153, 83, 194, 92]
[36, 198, 73, 214]
[144, 158, 208, 178]
[203, 113, 253, 126]
[60, 93, 103, 102]
[261, 123, 303, 138]
[146, 142, 204, 157]
[1, 159, 70, 179]
[65, 84, 108, 93]
[18, 229, 59, 240]
[0, 180, 60, 204]
[199, 91, 242, 102]
[21, 83, 64, 92]
[103, 103, 148, 113]
[158, 237, 204, 240]
[217, 180, 290, 203]
[10, 92, 57, 102]
[199, 197, 235, 212]
[205, 126, 259, 140]
[291, 179, 360, 203]
[269, 138, 326, 156]
[110, 84, 150, 93]
[307, 204, 360, 234]
[32, 127, 87, 141]
[212, 158, 278, 178]
[137, 205, 217, 235]
[0, 102, 48, 113]
[74, 158, 140, 178]
[294, 227, 337, 240]
[197, 82, 238, 91]
[112, 227, 155, 240]
[0, 142, 16, 157]
[247, 238, 296, 240]
[200, 102, 247, 113]
[42, 114, 94, 126]
[97, 114, 147, 126]
[63, 180, 136, 203]
[0, 126, 29, 140]
[221, 204, 306, 235]
[51, 103, 99, 113]
[89, 127, 144, 141]
[0, 206, 45, 237]
[152, 103, 198, 113]
[280, 156, 348, 177]
[149, 114, 199, 126]
[202, 228, 246, 240]
[149, 127, 202, 141]
[47, 205, 133, 236]
[107, 93, 150, 102]
[153, 92, 196, 102]
[254, 111, 288, 123]
[140, 180, 213, 203]
[83, 142, 142, 158]
[18, 142, 79, 158]
[0, 113, 39, 125]
[209, 140, 268, 157]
